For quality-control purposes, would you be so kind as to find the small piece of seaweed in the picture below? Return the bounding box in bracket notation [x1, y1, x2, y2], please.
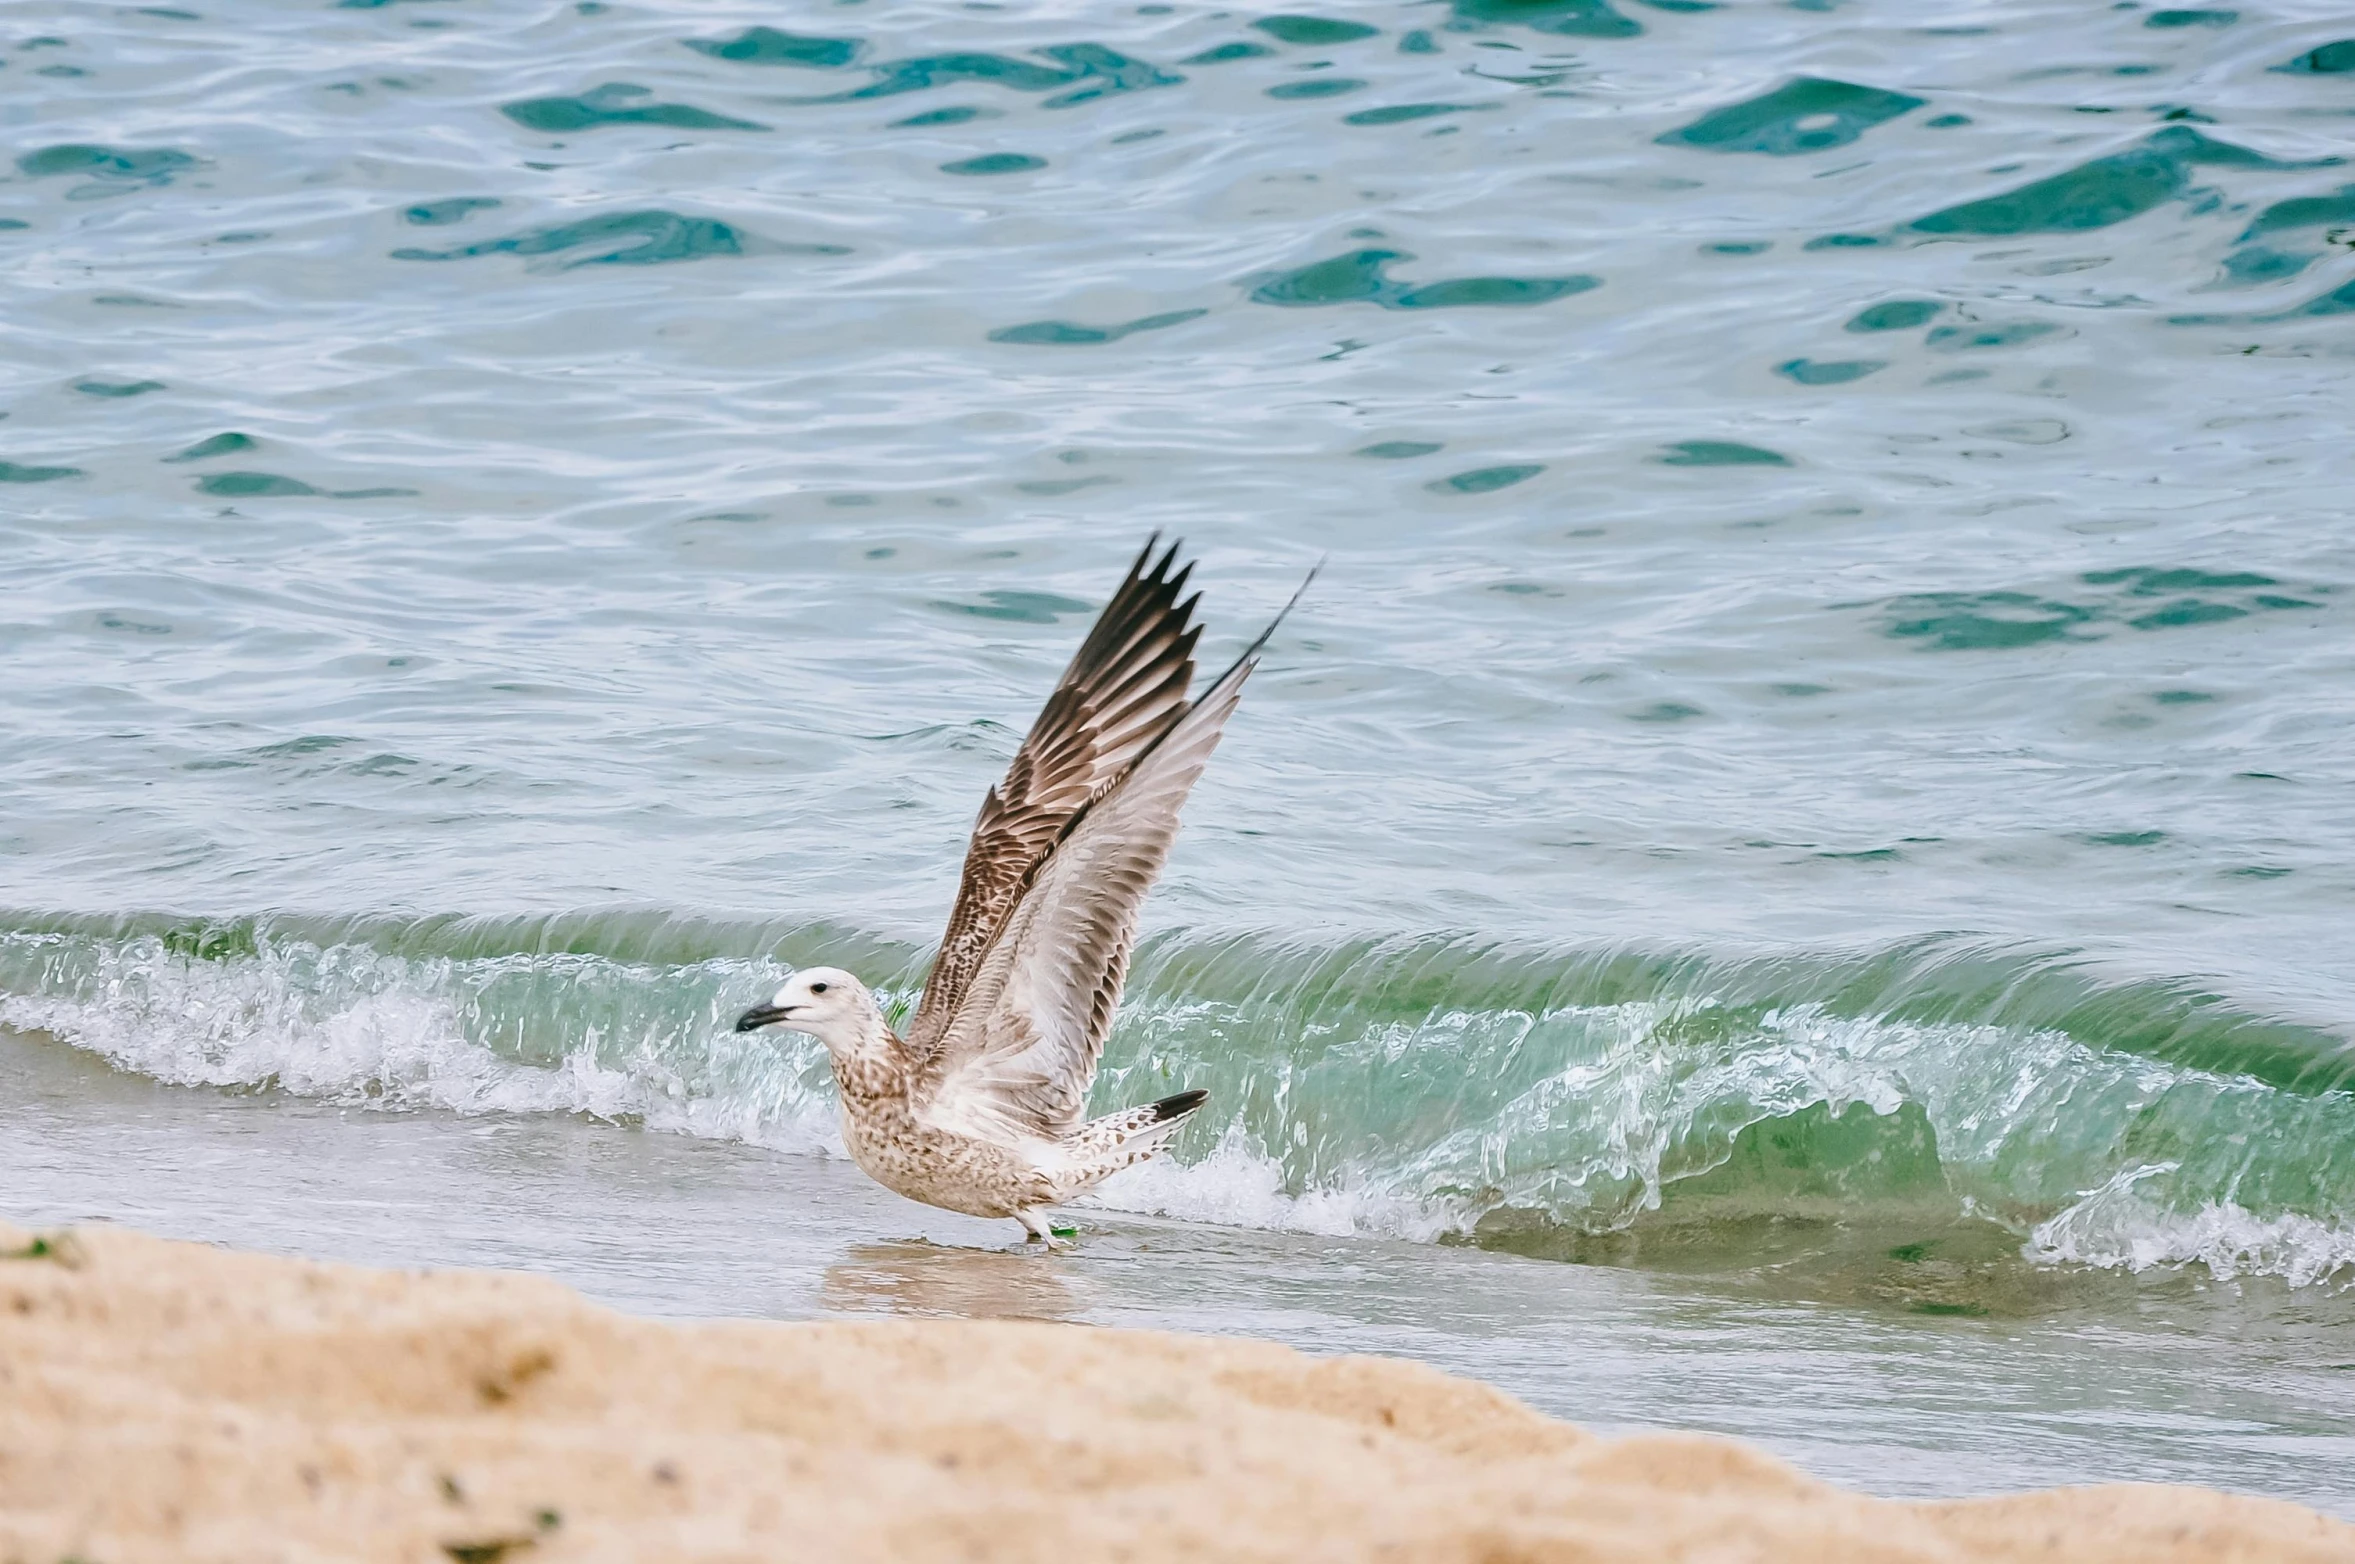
[442, 1508, 559, 1563]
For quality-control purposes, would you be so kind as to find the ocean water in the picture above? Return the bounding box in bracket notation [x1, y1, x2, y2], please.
[5, 0, 2354, 1512]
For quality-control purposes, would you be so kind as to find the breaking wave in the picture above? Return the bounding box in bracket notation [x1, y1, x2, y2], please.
[3, 908, 2350, 1290]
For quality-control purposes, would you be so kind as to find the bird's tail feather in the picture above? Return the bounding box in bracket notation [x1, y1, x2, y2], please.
[1059, 1089, 1209, 1174]
[1146, 1088, 1208, 1124]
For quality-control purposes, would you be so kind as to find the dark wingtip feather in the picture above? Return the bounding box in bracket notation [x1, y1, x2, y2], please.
[1149, 1088, 1209, 1123]
[1149, 535, 1185, 583]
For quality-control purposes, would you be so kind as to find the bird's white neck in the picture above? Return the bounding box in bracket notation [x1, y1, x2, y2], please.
[802, 998, 900, 1074]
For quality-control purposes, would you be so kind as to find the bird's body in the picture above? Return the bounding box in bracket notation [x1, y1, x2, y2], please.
[735, 540, 1302, 1246]
[819, 1009, 1203, 1227]
[833, 1049, 1049, 1222]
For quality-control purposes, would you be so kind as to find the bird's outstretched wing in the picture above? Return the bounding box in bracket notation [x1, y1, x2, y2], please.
[904, 538, 1203, 1060]
[914, 572, 1308, 1142]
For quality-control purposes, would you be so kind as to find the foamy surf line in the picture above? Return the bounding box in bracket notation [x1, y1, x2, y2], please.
[1082, 1126, 1472, 1245]
[2030, 1165, 2355, 1291]
[0, 931, 843, 1154]
[5, 920, 2353, 1288]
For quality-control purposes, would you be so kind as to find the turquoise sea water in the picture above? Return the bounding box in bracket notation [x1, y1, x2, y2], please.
[5, 0, 2354, 1510]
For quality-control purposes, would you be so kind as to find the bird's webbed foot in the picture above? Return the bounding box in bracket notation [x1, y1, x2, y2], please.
[1015, 1209, 1072, 1252]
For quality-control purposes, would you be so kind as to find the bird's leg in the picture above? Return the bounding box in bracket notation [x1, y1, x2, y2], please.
[1014, 1208, 1070, 1252]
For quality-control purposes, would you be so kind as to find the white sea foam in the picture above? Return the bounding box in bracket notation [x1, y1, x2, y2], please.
[1082, 1122, 1468, 1243]
[2029, 1163, 2355, 1289]
[0, 932, 841, 1154]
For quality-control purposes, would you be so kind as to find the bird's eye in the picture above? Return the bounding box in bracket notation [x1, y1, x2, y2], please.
[809, 981, 829, 995]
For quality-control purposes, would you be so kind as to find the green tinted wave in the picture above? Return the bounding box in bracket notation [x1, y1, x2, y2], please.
[3, 910, 2349, 1285]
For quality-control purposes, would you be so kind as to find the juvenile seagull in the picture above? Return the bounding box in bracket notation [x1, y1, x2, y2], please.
[735, 539, 1306, 1247]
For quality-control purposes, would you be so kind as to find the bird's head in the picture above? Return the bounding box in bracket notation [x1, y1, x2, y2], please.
[733, 967, 877, 1055]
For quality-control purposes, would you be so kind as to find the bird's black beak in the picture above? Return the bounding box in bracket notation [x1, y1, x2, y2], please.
[734, 1004, 797, 1033]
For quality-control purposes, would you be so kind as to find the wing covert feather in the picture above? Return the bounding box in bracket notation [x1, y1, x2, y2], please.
[906, 539, 1202, 1056]
[917, 657, 1255, 1141]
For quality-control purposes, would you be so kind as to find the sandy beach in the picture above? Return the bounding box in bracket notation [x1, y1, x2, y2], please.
[3, 1217, 2348, 1564]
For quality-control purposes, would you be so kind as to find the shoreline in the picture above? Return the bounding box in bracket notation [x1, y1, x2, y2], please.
[4, 1218, 2351, 1562]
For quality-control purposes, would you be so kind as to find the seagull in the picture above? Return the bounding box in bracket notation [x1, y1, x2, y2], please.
[734, 538, 1308, 1248]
